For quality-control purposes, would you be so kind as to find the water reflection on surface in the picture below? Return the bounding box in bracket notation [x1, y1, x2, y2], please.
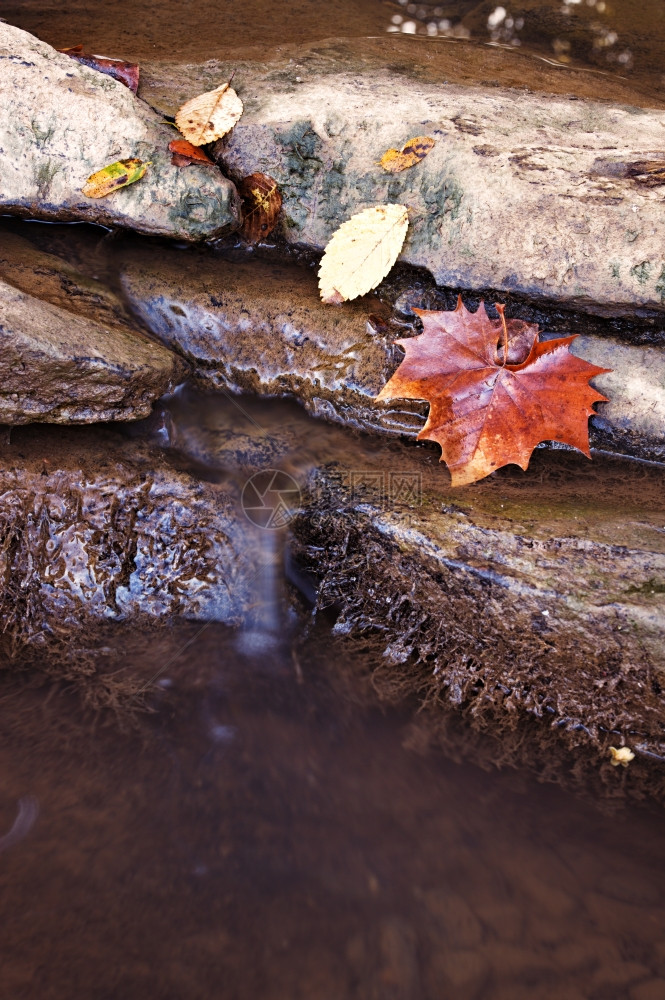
[5, 0, 665, 99]
[3, 624, 665, 999]
[382, 0, 664, 93]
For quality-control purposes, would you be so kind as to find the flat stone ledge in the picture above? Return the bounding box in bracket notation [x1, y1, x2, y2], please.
[0, 276, 187, 424]
[119, 245, 665, 464]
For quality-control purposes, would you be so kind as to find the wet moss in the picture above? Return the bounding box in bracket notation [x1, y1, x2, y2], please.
[626, 578, 665, 596]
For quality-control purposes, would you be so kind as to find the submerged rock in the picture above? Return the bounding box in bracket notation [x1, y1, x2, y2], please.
[2, 390, 664, 782]
[0, 276, 187, 424]
[0, 23, 240, 240]
[119, 244, 665, 463]
[0, 426, 258, 646]
[0, 230, 135, 330]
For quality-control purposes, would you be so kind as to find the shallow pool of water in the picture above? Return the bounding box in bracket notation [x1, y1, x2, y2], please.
[3, 1, 665, 995]
[3, 620, 665, 1000]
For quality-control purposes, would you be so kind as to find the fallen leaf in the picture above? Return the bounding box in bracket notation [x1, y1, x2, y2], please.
[59, 45, 139, 93]
[609, 746, 635, 767]
[82, 158, 149, 198]
[318, 204, 409, 304]
[376, 297, 610, 486]
[168, 139, 215, 167]
[239, 173, 282, 242]
[175, 77, 243, 146]
[380, 136, 435, 173]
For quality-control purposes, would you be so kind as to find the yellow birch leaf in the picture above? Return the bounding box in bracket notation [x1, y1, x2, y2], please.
[175, 81, 243, 146]
[318, 204, 409, 304]
[380, 136, 435, 173]
[82, 158, 150, 198]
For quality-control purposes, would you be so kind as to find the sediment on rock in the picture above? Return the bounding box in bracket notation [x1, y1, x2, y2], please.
[2, 391, 664, 795]
[0, 23, 240, 240]
[118, 244, 665, 463]
[139, 34, 665, 120]
[155, 389, 665, 789]
[0, 276, 187, 424]
[289, 445, 665, 764]
[0, 426, 260, 653]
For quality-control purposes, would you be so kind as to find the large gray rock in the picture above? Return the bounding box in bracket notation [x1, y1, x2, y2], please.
[0, 23, 240, 240]
[118, 244, 665, 463]
[149, 43, 665, 315]
[0, 277, 187, 423]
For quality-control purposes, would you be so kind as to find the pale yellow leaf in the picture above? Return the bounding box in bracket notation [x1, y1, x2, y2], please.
[318, 204, 409, 304]
[175, 82, 243, 146]
[609, 746, 635, 767]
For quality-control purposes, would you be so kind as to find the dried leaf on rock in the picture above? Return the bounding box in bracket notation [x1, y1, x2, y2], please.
[59, 45, 139, 92]
[168, 139, 215, 167]
[175, 79, 243, 146]
[82, 158, 149, 198]
[318, 204, 409, 304]
[380, 136, 435, 173]
[376, 296, 610, 487]
[609, 746, 635, 767]
[239, 173, 282, 242]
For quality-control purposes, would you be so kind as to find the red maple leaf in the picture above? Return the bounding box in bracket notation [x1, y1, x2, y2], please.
[376, 297, 610, 486]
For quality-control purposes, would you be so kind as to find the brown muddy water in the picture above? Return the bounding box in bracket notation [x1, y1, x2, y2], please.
[3, 617, 665, 1000]
[6, 0, 665, 101]
[3, 1, 665, 997]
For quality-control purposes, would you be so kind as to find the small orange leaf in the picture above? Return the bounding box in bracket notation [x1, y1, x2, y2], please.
[376, 297, 610, 486]
[238, 173, 282, 242]
[168, 139, 215, 167]
[380, 136, 435, 173]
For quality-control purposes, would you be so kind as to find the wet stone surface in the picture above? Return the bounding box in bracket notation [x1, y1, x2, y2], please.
[0, 275, 187, 424]
[160, 391, 665, 779]
[0, 425, 260, 651]
[118, 240, 665, 463]
[3, 388, 664, 783]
